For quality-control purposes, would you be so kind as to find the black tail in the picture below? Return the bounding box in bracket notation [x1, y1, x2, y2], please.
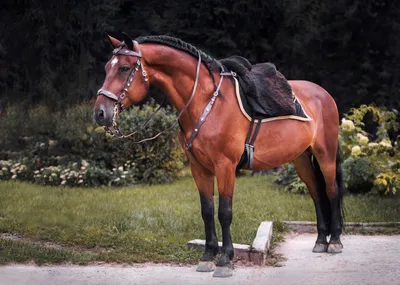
[336, 143, 346, 229]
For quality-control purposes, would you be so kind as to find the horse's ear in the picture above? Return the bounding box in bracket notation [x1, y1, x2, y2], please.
[106, 33, 121, 48]
[121, 32, 134, 50]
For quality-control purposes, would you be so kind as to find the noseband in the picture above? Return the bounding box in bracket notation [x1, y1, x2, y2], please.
[97, 41, 150, 137]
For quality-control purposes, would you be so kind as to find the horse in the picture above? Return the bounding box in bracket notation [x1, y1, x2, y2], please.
[93, 33, 345, 278]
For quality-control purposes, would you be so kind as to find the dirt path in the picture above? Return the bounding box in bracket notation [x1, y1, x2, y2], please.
[1, 234, 399, 285]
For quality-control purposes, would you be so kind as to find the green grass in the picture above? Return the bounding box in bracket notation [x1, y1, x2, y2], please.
[0, 175, 399, 264]
[0, 239, 97, 265]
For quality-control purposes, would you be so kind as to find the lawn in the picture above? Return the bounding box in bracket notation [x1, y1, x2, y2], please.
[0, 175, 399, 265]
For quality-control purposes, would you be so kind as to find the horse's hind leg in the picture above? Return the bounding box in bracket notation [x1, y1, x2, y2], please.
[190, 162, 219, 272]
[312, 144, 344, 254]
[294, 151, 330, 252]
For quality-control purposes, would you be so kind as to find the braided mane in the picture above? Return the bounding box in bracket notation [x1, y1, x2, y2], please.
[135, 35, 215, 65]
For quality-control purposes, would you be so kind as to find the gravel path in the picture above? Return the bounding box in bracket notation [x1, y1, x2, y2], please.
[1, 233, 399, 285]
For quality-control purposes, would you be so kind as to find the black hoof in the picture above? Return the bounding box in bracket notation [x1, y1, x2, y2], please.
[196, 261, 215, 272]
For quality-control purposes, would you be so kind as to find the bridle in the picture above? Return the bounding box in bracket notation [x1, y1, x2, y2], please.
[97, 41, 152, 138]
[96, 40, 235, 148]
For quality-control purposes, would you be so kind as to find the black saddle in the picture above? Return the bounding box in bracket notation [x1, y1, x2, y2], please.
[219, 56, 297, 119]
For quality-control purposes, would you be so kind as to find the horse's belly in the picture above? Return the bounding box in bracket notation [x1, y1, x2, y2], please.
[250, 120, 314, 170]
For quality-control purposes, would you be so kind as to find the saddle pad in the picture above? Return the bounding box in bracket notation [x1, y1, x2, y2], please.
[233, 77, 312, 123]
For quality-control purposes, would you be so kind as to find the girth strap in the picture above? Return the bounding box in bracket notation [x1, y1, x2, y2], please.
[237, 116, 262, 169]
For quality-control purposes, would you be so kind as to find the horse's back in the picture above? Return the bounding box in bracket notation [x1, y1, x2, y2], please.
[289, 80, 332, 99]
[288, 80, 339, 121]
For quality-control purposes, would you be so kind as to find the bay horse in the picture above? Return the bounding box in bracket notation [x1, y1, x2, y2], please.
[94, 33, 344, 277]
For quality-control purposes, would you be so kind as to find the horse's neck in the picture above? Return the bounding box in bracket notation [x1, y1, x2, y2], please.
[142, 44, 214, 113]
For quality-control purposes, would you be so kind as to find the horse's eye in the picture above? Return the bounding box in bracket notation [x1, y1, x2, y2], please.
[119, 66, 130, 73]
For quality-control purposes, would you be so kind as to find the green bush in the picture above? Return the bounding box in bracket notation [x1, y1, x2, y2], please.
[274, 163, 308, 194]
[0, 101, 185, 187]
[374, 172, 399, 196]
[339, 105, 399, 195]
[342, 157, 375, 194]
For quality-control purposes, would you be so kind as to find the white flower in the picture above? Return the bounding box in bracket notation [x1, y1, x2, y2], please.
[11, 174, 17, 179]
[121, 175, 126, 179]
[341, 118, 355, 132]
[78, 179, 83, 184]
[61, 180, 67, 185]
[379, 140, 392, 148]
[118, 166, 124, 171]
[81, 160, 89, 167]
[351, 145, 362, 156]
[357, 133, 369, 145]
[368, 142, 379, 148]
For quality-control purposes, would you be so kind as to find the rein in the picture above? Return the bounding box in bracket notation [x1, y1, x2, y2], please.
[97, 40, 235, 146]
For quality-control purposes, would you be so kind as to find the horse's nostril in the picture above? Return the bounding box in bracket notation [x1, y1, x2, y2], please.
[98, 109, 105, 118]
[95, 107, 108, 126]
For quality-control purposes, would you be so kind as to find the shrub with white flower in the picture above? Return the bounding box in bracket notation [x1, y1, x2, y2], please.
[0, 101, 185, 187]
[337, 105, 400, 195]
[0, 160, 30, 181]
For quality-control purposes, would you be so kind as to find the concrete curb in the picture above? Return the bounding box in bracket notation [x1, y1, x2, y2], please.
[284, 221, 400, 233]
[187, 221, 273, 265]
[187, 221, 400, 266]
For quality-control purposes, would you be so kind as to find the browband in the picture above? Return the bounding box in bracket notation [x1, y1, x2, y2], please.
[112, 41, 142, 58]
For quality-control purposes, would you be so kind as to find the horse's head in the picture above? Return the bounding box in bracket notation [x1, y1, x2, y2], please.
[94, 33, 149, 126]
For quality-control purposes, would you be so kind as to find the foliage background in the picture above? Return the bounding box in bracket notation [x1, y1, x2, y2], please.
[1, 0, 400, 113]
[0, 1, 399, 188]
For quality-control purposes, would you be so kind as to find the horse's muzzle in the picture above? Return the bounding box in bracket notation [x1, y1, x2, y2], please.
[94, 104, 113, 126]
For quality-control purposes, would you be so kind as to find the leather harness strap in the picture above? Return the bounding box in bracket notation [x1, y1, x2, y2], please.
[237, 113, 262, 170]
[184, 69, 232, 150]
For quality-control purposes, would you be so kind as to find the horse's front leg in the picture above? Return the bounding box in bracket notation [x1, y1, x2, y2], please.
[213, 159, 236, 278]
[190, 162, 219, 272]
